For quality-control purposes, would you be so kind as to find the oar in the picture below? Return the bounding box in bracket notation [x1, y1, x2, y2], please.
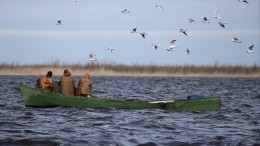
[148, 100, 174, 104]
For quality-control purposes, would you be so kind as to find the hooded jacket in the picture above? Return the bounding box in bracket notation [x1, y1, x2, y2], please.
[76, 73, 92, 96]
[60, 70, 75, 95]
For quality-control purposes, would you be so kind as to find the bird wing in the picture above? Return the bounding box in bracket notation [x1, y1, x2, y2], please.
[219, 22, 225, 28]
[159, 5, 163, 10]
[214, 8, 219, 17]
[170, 40, 176, 44]
[248, 44, 254, 50]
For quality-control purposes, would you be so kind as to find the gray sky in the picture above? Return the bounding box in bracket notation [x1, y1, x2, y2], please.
[0, 0, 259, 66]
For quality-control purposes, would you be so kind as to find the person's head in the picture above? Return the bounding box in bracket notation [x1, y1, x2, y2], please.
[46, 71, 53, 77]
[64, 69, 69, 74]
[63, 69, 71, 76]
[84, 73, 90, 79]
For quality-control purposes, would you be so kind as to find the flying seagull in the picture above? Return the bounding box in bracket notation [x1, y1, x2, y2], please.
[122, 9, 130, 13]
[187, 18, 196, 23]
[202, 17, 210, 23]
[57, 20, 63, 25]
[179, 29, 188, 36]
[167, 40, 177, 51]
[152, 44, 160, 50]
[239, 0, 249, 4]
[140, 32, 148, 38]
[108, 47, 116, 53]
[213, 8, 221, 19]
[89, 54, 97, 61]
[155, 4, 163, 10]
[247, 44, 254, 53]
[231, 37, 242, 43]
[131, 27, 138, 33]
[219, 21, 226, 28]
[185, 49, 192, 55]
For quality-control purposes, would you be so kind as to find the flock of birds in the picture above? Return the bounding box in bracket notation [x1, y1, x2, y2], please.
[58, 0, 255, 62]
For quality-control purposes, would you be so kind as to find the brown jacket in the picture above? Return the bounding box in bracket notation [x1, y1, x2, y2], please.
[60, 71, 75, 95]
[37, 76, 54, 92]
[76, 73, 92, 96]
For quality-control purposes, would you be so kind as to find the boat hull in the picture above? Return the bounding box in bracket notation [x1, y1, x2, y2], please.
[20, 85, 221, 111]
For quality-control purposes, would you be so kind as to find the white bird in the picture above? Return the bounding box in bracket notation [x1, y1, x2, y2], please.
[219, 21, 226, 28]
[89, 54, 97, 61]
[140, 32, 147, 38]
[75, 0, 80, 2]
[122, 9, 130, 13]
[167, 40, 177, 51]
[131, 27, 138, 33]
[213, 8, 221, 19]
[239, 0, 249, 4]
[152, 44, 160, 50]
[247, 44, 254, 53]
[231, 37, 242, 43]
[108, 47, 116, 53]
[57, 20, 63, 25]
[179, 29, 188, 36]
[155, 4, 163, 10]
[202, 17, 210, 23]
[187, 18, 196, 23]
[185, 49, 192, 55]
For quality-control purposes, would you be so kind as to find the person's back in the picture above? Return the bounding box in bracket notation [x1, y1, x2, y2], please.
[76, 73, 92, 96]
[60, 69, 75, 95]
[37, 71, 54, 92]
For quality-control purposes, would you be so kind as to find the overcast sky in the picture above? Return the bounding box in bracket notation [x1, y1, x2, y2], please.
[0, 0, 259, 66]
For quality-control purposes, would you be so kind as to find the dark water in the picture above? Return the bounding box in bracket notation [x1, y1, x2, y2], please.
[0, 76, 259, 146]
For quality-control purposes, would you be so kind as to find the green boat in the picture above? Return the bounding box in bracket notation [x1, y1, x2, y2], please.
[20, 85, 221, 111]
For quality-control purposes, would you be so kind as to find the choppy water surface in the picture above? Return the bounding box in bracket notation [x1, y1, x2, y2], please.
[0, 76, 259, 146]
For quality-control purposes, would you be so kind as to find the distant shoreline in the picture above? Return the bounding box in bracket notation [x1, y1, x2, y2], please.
[0, 64, 259, 77]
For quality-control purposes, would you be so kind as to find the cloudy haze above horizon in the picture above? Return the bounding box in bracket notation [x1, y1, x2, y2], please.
[0, 0, 259, 66]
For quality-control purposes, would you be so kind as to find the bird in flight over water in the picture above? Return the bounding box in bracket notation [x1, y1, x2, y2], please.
[131, 27, 138, 33]
[155, 4, 163, 11]
[185, 49, 192, 55]
[140, 32, 148, 38]
[179, 29, 188, 36]
[167, 40, 177, 51]
[187, 18, 196, 23]
[89, 54, 97, 61]
[108, 47, 116, 53]
[239, 0, 249, 4]
[247, 44, 254, 53]
[231, 37, 242, 43]
[202, 17, 210, 23]
[213, 8, 221, 19]
[57, 20, 63, 25]
[219, 22, 227, 28]
[122, 9, 130, 13]
[152, 44, 160, 50]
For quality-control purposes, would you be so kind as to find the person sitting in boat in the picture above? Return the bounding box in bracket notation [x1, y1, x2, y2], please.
[76, 73, 93, 97]
[37, 71, 54, 92]
[59, 69, 76, 96]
